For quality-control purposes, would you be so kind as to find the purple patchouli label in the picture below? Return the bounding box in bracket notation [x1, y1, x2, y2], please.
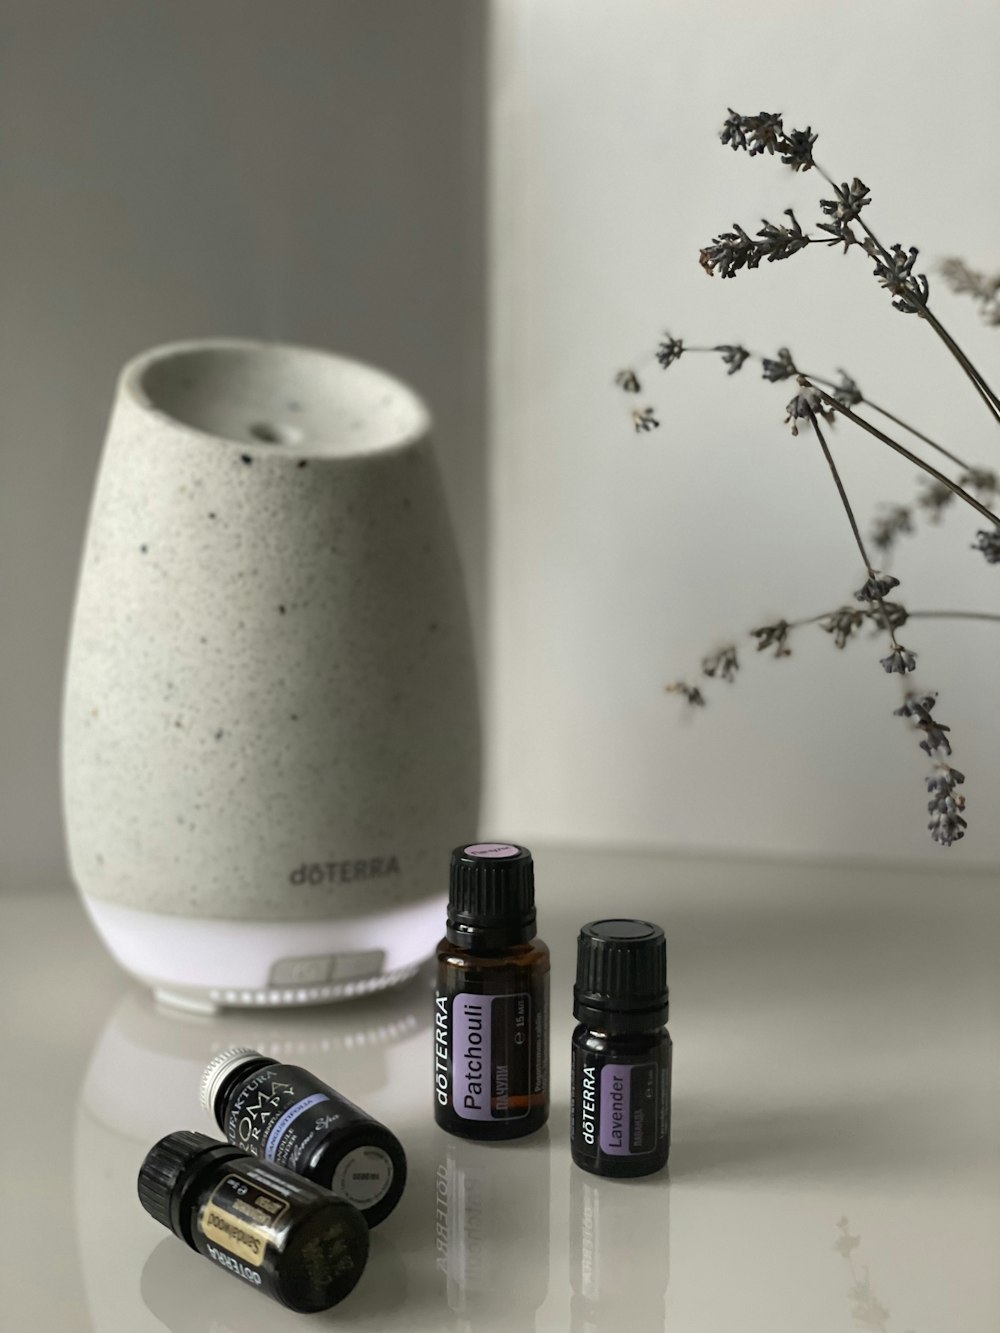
[453, 993, 493, 1119]
[463, 843, 519, 858]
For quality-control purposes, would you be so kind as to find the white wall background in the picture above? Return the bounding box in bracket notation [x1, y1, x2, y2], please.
[0, 1, 486, 891]
[487, 0, 1000, 863]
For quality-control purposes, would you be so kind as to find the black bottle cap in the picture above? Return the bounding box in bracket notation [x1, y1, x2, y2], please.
[447, 842, 536, 945]
[138, 1130, 237, 1238]
[574, 919, 668, 1030]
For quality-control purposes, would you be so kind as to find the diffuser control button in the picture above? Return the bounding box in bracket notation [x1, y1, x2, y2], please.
[269, 956, 333, 985]
[268, 951, 386, 986]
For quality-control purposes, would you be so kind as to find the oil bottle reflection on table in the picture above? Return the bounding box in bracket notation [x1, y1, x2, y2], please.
[570, 1169, 670, 1333]
[434, 1131, 551, 1330]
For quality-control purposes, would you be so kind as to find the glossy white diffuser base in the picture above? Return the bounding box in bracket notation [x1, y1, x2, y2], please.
[81, 893, 446, 1013]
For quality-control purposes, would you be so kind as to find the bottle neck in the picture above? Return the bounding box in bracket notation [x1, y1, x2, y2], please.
[213, 1056, 274, 1128]
[574, 1000, 669, 1035]
[445, 918, 535, 952]
[171, 1144, 246, 1248]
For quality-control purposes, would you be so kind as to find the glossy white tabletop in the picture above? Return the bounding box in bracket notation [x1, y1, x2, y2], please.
[2, 846, 998, 1331]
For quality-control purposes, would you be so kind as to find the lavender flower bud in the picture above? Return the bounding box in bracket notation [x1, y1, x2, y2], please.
[665, 681, 705, 707]
[879, 646, 917, 674]
[701, 645, 739, 682]
[819, 606, 865, 649]
[656, 336, 684, 369]
[832, 370, 863, 408]
[972, 527, 1000, 563]
[871, 243, 930, 314]
[715, 344, 750, 375]
[784, 383, 833, 436]
[751, 620, 791, 657]
[872, 601, 908, 632]
[854, 572, 900, 602]
[894, 693, 937, 721]
[779, 126, 817, 172]
[761, 348, 797, 382]
[632, 407, 659, 433]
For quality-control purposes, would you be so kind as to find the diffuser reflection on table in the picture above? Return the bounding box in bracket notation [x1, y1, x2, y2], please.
[62, 338, 480, 1012]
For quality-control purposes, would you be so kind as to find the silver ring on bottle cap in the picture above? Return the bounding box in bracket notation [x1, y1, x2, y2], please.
[199, 1047, 261, 1117]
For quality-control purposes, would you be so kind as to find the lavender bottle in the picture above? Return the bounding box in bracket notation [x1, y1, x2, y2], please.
[570, 919, 671, 1178]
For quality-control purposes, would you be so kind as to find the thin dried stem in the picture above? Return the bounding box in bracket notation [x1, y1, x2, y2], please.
[809, 384, 1000, 527]
[813, 157, 1000, 426]
[806, 408, 901, 648]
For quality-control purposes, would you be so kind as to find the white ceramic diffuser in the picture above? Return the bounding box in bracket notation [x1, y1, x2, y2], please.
[62, 338, 480, 1011]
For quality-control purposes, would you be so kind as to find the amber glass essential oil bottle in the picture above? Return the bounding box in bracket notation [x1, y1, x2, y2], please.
[434, 842, 550, 1139]
[570, 918, 671, 1178]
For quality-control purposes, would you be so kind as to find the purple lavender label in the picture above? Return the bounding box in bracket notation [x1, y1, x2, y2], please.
[600, 1062, 657, 1155]
[463, 842, 519, 858]
[453, 993, 493, 1119]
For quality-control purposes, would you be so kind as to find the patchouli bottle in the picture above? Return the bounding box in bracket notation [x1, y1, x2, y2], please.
[570, 919, 671, 1177]
[434, 842, 549, 1139]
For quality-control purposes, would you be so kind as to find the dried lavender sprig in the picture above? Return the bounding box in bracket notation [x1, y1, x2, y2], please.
[634, 340, 974, 472]
[699, 209, 828, 279]
[806, 156, 1000, 420]
[670, 603, 998, 704]
[628, 339, 990, 559]
[671, 608, 972, 847]
[895, 693, 967, 846]
[716, 109, 1000, 423]
[719, 110, 816, 170]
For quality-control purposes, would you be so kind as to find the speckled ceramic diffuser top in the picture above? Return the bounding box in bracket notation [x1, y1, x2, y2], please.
[63, 339, 480, 921]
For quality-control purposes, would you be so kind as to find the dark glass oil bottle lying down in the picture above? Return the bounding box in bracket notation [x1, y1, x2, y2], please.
[200, 1047, 407, 1227]
[137, 1130, 369, 1313]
